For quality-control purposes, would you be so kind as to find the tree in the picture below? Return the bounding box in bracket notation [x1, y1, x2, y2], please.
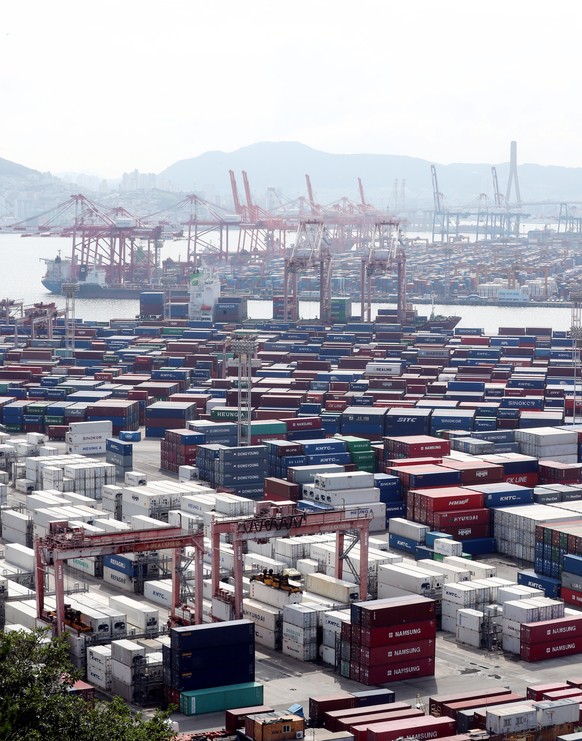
[0, 628, 176, 741]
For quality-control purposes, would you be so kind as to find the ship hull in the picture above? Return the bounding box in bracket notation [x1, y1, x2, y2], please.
[42, 278, 143, 299]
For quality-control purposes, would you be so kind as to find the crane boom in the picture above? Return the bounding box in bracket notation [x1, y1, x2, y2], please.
[431, 165, 444, 212]
[358, 177, 367, 207]
[229, 170, 242, 216]
[305, 174, 319, 216]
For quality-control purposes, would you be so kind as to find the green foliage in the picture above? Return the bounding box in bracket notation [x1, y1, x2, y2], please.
[0, 628, 176, 741]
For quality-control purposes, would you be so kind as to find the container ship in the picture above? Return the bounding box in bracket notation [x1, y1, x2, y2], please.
[41, 255, 196, 299]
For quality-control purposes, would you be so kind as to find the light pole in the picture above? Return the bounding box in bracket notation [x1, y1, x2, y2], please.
[570, 290, 582, 423]
[231, 334, 257, 446]
[62, 282, 79, 355]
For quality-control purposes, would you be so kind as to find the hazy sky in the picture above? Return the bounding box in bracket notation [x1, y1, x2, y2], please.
[2, 1, 580, 178]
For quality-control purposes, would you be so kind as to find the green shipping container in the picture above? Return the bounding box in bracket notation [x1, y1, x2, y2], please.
[211, 407, 247, 421]
[180, 682, 263, 716]
[334, 435, 371, 453]
[242, 422, 287, 435]
[351, 450, 375, 461]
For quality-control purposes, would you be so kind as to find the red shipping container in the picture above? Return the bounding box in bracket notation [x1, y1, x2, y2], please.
[264, 477, 301, 500]
[433, 508, 491, 528]
[541, 688, 582, 701]
[385, 457, 443, 468]
[384, 435, 450, 457]
[285, 416, 322, 431]
[437, 523, 491, 540]
[428, 687, 513, 716]
[343, 710, 424, 741]
[309, 695, 356, 726]
[439, 459, 504, 484]
[521, 615, 582, 645]
[363, 713, 454, 741]
[323, 703, 413, 732]
[560, 587, 582, 608]
[359, 638, 435, 667]
[414, 487, 485, 513]
[355, 596, 436, 628]
[521, 635, 582, 661]
[359, 656, 435, 685]
[503, 472, 539, 487]
[359, 620, 437, 648]
[441, 693, 525, 719]
[527, 682, 571, 701]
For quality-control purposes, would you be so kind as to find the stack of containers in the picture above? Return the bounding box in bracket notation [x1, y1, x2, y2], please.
[86, 645, 112, 691]
[521, 612, 582, 661]
[376, 561, 443, 602]
[213, 296, 248, 323]
[348, 595, 436, 685]
[1, 509, 31, 546]
[340, 406, 387, 441]
[105, 437, 133, 478]
[145, 401, 198, 438]
[160, 428, 205, 473]
[560, 553, 582, 606]
[440, 570, 497, 633]
[387, 518, 429, 556]
[515, 427, 578, 463]
[502, 597, 565, 655]
[66, 420, 113, 455]
[492, 504, 581, 564]
[242, 598, 282, 650]
[215, 445, 268, 499]
[302, 471, 385, 532]
[164, 620, 255, 708]
[534, 518, 582, 582]
[282, 603, 319, 661]
[86, 399, 140, 433]
[384, 435, 450, 462]
[139, 292, 164, 318]
[320, 609, 351, 667]
[102, 552, 159, 593]
[110, 639, 146, 702]
[334, 435, 376, 472]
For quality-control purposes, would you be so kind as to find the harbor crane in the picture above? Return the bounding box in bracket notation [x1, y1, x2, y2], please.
[211, 507, 371, 620]
[360, 220, 407, 323]
[35, 522, 205, 636]
[283, 220, 333, 323]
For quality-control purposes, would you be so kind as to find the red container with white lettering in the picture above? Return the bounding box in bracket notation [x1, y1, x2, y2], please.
[363, 713, 456, 741]
[359, 639, 435, 667]
[521, 635, 582, 662]
[521, 615, 582, 644]
[359, 620, 437, 648]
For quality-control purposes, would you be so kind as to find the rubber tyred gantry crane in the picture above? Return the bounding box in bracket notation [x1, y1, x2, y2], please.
[360, 220, 407, 323]
[210, 507, 372, 620]
[35, 523, 205, 636]
[283, 220, 333, 323]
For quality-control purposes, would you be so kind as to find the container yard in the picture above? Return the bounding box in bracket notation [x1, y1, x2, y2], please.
[5, 307, 582, 738]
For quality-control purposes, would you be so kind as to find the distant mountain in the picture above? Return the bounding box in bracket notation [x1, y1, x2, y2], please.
[159, 142, 582, 210]
[0, 156, 40, 179]
[0, 156, 83, 223]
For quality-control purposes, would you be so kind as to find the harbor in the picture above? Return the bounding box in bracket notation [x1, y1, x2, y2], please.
[0, 276, 582, 737]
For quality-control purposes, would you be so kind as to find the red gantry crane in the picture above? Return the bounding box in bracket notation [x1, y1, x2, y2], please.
[210, 506, 372, 620]
[35, 523, 205, 636]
